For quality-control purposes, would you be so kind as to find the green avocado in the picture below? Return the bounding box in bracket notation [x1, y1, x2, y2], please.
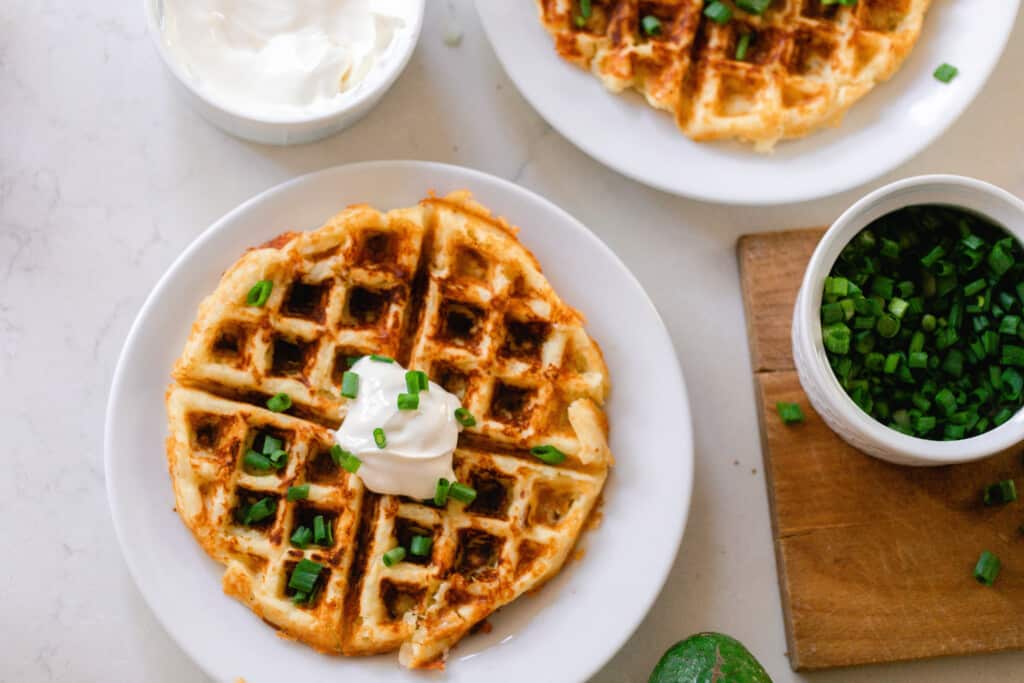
[649, 632, 773, 683]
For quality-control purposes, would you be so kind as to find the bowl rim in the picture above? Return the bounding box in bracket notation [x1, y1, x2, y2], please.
[142, 0, 425, 126]
[796, 174, 1024, 464]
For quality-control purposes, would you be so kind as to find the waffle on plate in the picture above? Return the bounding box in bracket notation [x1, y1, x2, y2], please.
[166, 191, 611, 669]
[535, 0, 931, 150]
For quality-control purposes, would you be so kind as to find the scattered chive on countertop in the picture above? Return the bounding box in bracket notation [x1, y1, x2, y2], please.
[973, 550, 1000, 586]
[982, 479, 1017, 506]
[776, 402, 805, 424]
[821, 205, 1024, 440]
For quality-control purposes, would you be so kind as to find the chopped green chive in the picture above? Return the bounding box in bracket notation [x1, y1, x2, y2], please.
[933, 63, 958, 84]
[823, 322, 851, 354]
[288, 558, 323, 594]
[397, 392, 420, 411]
[1002, 344, 1024, 367]
[329, 444, 362, 473]
[406, 370, 429, 393]
[268, 449, 287, 469]
[888, 298, 909, 320]
[964, 278, 987, 297]
[409, 535, 433, 557]
[287, 484, 310, 501]
[434, 478, 451, 506]
[914, 415, 936, 435]
[942, 350, 964, 378]
[908, 351, 929, 369]
[822, 205, 1024, 440]
[290, 525, 313, 548]
[876, 314, 900, 338]
[530, 444, 567, 465]
[313, 514, 333, 546]
[454, 407, 476, 427]
[703, 1, 732, 24]
[736, 0, 771, 14]
[373, 428, 386, 448]
[982, 479, 1017, 506]
[1002, 368, 1023, 401]
[974, 550, 1000, 585]
[243, 449, 273, 473]
[579, 0, 592, 19]
[239, 497, 276, 525]
[369, 354, 394, 363]
[641, 15, 662, 36]
[266, 392, 292, 412]
[884, 353, 901, 374]
[935, 388, 957, 417]
[735, 32, 751, 61]
[329, 446, 362, 473]
[341, 371, 359, 399]
[448, 482, 477, 504]
[261, 435, 283, 455]
[246, 280, 273, 307]
[382, 547, 406, 567]
[826, 276, 850, 296]
[777, 402, 806, 425]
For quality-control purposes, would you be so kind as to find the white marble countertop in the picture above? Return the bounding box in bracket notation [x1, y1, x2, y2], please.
[3, 2, 1023, 681]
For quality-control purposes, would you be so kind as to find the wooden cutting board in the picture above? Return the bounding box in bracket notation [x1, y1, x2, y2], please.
[738, 229, 1024, 671]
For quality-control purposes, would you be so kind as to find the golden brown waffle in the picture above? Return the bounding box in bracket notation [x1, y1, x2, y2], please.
[535, 0, 931, 149]
[166, 192, 611, 669]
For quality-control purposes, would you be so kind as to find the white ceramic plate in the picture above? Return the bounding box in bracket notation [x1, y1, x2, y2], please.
[105, 161, 694, 683]
[475, 1, 1020, 205]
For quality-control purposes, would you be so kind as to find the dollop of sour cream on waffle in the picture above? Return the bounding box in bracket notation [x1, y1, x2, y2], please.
[335, 356, 462, 500]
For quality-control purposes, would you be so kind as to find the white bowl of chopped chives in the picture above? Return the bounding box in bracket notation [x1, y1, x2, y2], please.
[793, 175, 1024, 466]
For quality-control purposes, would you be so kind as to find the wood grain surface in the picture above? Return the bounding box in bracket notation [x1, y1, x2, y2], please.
[738, 229, 1024, 671]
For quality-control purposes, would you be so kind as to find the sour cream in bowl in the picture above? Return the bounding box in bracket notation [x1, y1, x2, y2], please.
[145, 0, 424, 145]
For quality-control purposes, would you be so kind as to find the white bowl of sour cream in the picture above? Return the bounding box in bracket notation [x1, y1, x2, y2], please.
[144, 0, 424, 145]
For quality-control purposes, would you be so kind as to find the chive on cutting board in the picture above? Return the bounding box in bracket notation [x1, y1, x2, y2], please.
[738, 229, 1024, 671]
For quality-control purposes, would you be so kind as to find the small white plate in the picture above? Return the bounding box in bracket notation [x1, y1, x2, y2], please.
[476, 1, 1020, 205]
[105, 161, 694, 683]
